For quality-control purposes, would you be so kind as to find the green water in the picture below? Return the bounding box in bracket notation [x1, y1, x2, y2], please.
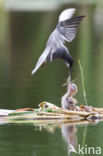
[0, 1, 103, 156]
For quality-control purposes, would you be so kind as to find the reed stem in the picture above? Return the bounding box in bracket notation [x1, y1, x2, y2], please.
[78, 60, 88, 105]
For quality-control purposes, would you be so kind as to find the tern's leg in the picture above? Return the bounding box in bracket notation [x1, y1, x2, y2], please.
[41, 62, 46, 67]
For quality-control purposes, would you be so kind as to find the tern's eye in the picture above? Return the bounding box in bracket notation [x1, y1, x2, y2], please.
[72, 84, 76, 90]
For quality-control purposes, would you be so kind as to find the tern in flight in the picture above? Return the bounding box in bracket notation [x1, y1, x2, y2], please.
[32, 8, 85, 75]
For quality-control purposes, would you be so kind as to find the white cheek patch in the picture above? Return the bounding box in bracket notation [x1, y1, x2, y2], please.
[59, 8, 76, 22]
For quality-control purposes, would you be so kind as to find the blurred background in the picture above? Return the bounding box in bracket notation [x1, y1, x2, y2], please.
[0, 0, 103, 110]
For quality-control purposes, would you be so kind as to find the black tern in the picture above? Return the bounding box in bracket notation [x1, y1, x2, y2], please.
[32, 8, 85, 75]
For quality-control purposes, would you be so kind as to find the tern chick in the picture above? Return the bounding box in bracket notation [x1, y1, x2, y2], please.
[61, 83, 78, 110]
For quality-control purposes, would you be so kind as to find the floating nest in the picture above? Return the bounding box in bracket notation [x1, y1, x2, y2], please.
[0, 101, 103, 124]
[0, 83, 103, 124]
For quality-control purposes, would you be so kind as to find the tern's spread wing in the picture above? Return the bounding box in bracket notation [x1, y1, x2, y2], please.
[59, 8, 76, 22]
[32, 47, 50, 75]
[47, 8, 76, 47]
[58, 15, 85, 43]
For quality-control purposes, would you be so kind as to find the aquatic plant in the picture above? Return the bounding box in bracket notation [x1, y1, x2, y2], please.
[78, 60, 88, 106]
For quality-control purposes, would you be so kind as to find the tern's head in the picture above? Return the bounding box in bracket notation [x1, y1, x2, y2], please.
[68, 83, 78, 97]
[65, 55, 74, 71]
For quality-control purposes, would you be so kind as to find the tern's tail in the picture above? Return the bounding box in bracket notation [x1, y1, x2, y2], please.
[32, 47, 50, 75]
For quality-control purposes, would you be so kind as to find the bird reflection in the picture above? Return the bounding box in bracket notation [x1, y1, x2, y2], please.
[61, 124, 77, 155]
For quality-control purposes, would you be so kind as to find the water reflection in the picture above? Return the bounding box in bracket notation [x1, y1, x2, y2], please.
[61, 124, 77, 155]
[31, 120, 102, 156]
[0, 118, 103, 156]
